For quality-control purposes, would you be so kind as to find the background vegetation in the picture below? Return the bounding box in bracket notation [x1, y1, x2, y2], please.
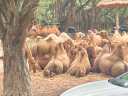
[35, 0, 128, 33]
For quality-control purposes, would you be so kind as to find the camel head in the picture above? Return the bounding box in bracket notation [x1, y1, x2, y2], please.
[88, 30, 93, 35]
[36, 24, 42, 29]
[76, 32, 85, 40]
[98, 30, 107, 36]
[88, 34, 94, 41]
[100, 39, 109, 47]
[63, 39, 73, 48]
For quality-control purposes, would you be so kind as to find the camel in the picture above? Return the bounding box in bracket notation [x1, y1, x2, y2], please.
[43, 32, 72, 44]
[58, 42, 70, 72]
[43, 44, 63, 77]
[30, 36, 57, 69]
[92, 42, 111, 72]
[72, 32, 88, 49]
[86, 46, 97, 67]
[88, 30, 101, 47]
[24, 41, 41, 72]
[99, 45, 128, 77]
[35, 24, 61, 37]
[112, 30, 128, 46]
[97, 30, 111, 41]
[93, 42, 128, 77]
[27, 30, 37, 38]
[67, 47, 91, 77]
[41, 25, 60, 37]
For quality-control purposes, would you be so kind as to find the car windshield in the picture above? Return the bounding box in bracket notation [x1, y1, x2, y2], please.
[108, 72, 128, 88]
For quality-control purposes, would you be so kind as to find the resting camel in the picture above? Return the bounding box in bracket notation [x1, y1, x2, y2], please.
[58, 42, 70, 72]
[42, 25, 60, 37]
[67, 47, 91, 77]
[100, 45, 128, 77]
[43, 44, 63, 77]
[112, 30, 128, 46]
[30, 36, 57, 69]
[92, 42, 111, 72]
[93, 43, 128, 77]
[24, 41, 41, 72]
[86, 46, 97, 67]
[43, 32, 72, 44]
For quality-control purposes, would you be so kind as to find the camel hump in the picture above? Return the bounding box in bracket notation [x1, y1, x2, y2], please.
[36, 36, 42, 42]
[47, 36, 52, 41]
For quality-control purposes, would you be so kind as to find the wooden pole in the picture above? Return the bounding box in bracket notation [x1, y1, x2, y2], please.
[116, 4, 119, 31]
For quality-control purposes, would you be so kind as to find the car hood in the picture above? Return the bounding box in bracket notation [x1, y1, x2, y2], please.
[60, 80, 128, 96]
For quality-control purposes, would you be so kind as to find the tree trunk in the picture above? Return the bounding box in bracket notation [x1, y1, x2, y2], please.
[91, 0, 96, 30]
[0, 0, 40, 95]
[60, 19, 69, 33]
[3, 39, 31, 95]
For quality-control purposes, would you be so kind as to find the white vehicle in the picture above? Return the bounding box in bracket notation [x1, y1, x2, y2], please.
[61, 72, 128, 96]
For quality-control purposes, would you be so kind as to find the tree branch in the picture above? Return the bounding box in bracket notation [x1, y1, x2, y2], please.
[0, 10, 6, 39]
[62, 0, 72, 12]
[10, 0, 20, 19]
[15, 0, 24, 11]
[1, 1, 8, 21]
[100, 9, 113, 18]
[19, 0, 40, 40]
[20, 0, 40, 18]
[76, 0, 92, 13]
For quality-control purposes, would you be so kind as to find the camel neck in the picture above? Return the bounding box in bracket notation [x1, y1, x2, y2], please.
[110, 47, 124, 60]
[104, 34, 111, 41]
[89, 39, 97, 47]
[101, 43, 110, 53]
[59, 44, 65, 53]
[54, 48, 59, 59]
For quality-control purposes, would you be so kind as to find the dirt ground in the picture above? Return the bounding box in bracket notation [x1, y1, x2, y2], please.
[0, 60, 112, 96]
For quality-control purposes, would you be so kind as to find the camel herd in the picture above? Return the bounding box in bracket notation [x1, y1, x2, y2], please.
[24, 29, 128, 78]
[1, 28, 128, 78]
[27, 24, 61, 38]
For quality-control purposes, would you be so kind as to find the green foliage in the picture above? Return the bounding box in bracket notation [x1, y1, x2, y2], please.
[35, 0, 128, 29]
[34, 0, 55, 26]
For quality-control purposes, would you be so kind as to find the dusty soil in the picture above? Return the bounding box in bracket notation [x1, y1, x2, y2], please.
[0, 61, 112, 95]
